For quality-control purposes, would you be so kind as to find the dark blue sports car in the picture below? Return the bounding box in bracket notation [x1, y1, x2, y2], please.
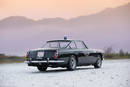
[25, 39, 104, 71]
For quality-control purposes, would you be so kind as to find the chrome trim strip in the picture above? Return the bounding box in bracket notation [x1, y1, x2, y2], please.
[49, 60, 64, 63]
[24, 60, 64, 63]
[24, 61, 30, 63]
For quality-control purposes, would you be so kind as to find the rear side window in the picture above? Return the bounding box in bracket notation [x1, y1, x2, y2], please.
[66, 41, 76, 49]
[59, 42, 70, 48]
[75, 41, 86, 49]
[69, 41, 76, 49]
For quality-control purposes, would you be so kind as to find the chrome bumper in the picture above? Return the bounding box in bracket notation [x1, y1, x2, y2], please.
[24, 60, 65, 63]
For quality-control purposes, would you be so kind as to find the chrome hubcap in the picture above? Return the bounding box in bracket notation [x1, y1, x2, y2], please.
[71, 58, 76, 69]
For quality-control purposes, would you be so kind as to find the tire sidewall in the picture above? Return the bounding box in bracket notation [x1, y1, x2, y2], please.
[37, 66, 47, 71]
[97, 58, 102, 67]
[94, 55, 102, 68]
[68, 55, 77, 70]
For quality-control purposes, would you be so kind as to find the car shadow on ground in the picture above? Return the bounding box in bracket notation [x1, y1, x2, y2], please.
[30, 67, 95, 74]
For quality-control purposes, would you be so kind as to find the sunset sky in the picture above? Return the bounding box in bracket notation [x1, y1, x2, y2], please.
[0, 0, 130, 20]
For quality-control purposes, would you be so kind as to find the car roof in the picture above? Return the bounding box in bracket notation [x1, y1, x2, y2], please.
[47, 40, 82, 42]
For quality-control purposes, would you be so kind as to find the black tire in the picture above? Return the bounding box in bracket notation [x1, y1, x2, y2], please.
[94, 55, 102, 68]
[37, 66, 47, 71]
[67, 55, 77, 71]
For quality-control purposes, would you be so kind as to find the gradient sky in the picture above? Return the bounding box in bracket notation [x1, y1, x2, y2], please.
[0, 0, 130, 20]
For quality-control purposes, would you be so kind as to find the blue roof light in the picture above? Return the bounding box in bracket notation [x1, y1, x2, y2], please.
[64, 36, 67, 40]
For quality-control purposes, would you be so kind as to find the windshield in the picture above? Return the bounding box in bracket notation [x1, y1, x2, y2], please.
[43, 42, 70, 48]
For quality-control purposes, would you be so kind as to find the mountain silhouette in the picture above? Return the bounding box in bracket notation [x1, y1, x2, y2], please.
[0, 3, 129, 55]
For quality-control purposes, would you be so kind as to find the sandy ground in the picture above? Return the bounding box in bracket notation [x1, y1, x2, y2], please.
[0, 59, 130, 87]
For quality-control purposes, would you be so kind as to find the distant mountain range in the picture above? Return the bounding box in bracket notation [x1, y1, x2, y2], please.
[0, 3, 130, 56]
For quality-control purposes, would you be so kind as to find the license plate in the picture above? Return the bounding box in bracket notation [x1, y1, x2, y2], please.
[37, 52, 44, 59]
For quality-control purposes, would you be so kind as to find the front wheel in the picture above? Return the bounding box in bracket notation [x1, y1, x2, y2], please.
[67, 55, 77, 71]
[94, 55, 102, 68]
[37, 66, 47, 71]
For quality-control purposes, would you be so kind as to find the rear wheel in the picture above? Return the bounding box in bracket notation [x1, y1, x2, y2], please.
[94, 55, 102, 68]
[67, 55, 77, 71]
[37, 66, 47, 71]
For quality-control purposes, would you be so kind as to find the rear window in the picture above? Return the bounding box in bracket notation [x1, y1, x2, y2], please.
[43, 42, 70, 48]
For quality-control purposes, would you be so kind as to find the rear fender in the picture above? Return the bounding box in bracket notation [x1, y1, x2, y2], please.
[89, 53, 103, 60]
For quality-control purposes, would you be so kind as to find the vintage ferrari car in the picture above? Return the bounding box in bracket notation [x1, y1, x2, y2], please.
[25, 39, 104, 71]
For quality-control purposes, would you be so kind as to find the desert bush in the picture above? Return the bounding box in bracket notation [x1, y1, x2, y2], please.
[104, 47, 130, 59]
[0, 54, 25, 63]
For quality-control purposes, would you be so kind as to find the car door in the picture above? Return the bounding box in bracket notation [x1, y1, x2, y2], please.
[75, 41, 90, 65]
